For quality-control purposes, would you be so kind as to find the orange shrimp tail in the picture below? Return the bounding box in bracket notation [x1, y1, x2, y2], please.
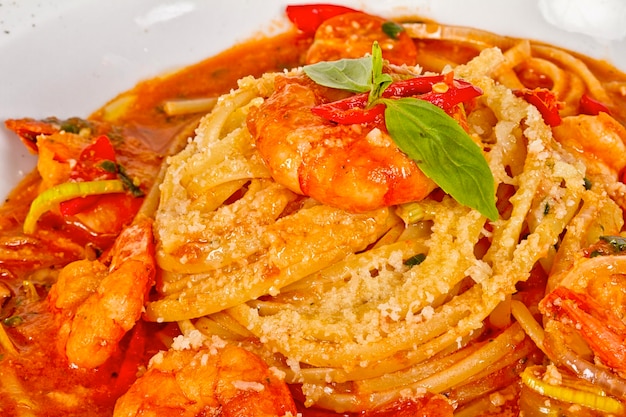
[541, 286, 626, 373]
[217, 344, 297, 417]
[4, 118, 59, 154]
[113, 344, 297, 417]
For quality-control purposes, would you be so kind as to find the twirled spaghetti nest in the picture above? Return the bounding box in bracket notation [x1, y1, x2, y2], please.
[147, 48, 611, 412]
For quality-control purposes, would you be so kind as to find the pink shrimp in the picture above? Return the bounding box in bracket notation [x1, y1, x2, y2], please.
[48, 218, 156, 368]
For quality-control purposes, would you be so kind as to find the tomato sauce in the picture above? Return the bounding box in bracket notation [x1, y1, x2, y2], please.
[90, 31, 313, 152]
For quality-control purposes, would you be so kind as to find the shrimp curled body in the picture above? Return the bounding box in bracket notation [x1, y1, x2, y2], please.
[113, 340, 297, 417]
[247, 74, 436, 213]
[48, 218, 156, 368]
[541, 249, 626, 378]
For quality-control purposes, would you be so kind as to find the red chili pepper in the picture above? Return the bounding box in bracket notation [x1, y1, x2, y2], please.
[59, 194, 103, 216]
[311, 74, 483, 124]
[579, 93, 611, 115]
[286, 4, 359, 35]
[413, 81, 482, 113]
[514, 88, 563, 127]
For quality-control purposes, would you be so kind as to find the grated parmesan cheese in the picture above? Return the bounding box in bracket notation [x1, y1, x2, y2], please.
[232, 380, 265, 392]
[171, 329, 206, 351]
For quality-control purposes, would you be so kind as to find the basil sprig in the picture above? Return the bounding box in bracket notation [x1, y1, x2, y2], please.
[303, 43, 498, 221]
[368, 41, 393, 107]
[303, 56, 373, 93]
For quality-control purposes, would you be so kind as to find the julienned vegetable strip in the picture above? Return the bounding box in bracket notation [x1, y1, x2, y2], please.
[23, 180, 126, 234]
[521, 366, 625, 414]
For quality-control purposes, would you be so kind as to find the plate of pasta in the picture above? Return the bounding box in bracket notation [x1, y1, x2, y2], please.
[2, 1, 626, 416]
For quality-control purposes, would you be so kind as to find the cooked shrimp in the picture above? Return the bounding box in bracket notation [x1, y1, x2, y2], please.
[305, 12, 417, 65]
[48, 218, 156, 368]
[247, 73, 437, 213]
[540, 249, 626, 376]
[541, 286, 626, 375]
[552, 112, 626, 180]
[113, 334, 297, 417]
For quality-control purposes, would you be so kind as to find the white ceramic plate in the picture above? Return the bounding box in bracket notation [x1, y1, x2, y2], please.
[2, 0, 625, 199]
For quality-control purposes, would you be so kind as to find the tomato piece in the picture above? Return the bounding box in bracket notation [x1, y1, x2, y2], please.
[59, 194, 103, 216]
[111, 321, 148, 398]
[286, 4, 358, 34]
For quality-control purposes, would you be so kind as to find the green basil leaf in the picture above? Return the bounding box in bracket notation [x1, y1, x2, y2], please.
[304, 57, 372, 93]
[382, 21, 404, 40]
[368, 42, 393, 106]
[383, 97, 498, 220]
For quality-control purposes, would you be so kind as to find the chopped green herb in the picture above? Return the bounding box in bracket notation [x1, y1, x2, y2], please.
[117, 165, 144, 197]
[59, 117, 92, 134]
[100, 160, 118, 173]
[3, 316, 23, 327]
[381, 21, 405, 40]
[99, 160, 144, 198]
[404, 253, 426, 266]
[600, 235, 626, 252]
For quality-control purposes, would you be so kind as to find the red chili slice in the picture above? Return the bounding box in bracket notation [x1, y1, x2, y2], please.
[579, 93, 611, 115]
[515, 88, 563, 127]
[312, 74, 482, 124]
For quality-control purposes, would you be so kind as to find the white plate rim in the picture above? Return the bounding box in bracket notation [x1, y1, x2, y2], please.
[1, 0, 625, 199]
